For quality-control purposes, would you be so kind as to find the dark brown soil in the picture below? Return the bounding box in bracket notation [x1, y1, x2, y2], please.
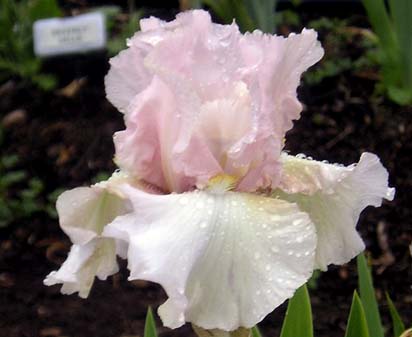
[0, 5, 411, 337]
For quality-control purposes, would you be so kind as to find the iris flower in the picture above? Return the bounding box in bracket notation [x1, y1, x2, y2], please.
[45, 10, 394, 332]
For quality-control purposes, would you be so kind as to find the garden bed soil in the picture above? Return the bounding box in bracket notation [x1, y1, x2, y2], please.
[0, 5, 411, 337]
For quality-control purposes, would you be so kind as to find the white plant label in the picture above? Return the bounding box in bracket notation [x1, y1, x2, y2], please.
[33, 12, 106, 57]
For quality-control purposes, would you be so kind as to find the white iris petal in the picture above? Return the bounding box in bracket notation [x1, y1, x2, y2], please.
[104, 186, 317, 331]
[44, 175, 132, 297]
[56, 186, 128, 244]
[44, 239, 118, 298]
[276, 152, 394, 271]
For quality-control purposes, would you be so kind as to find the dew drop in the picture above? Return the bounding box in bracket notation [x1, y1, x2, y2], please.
[293, 219, 304, 226]
[271, 247, 279, 253]
[200, 222, 208, 228]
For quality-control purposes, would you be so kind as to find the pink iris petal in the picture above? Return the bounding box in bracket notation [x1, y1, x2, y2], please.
[106, 10, 324, 193]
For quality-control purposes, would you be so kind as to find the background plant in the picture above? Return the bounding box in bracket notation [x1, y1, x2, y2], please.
[303, 17, 380, 87]
[99, 2, 143, 56]
[0, 0, 61, 90]
[181, 0, 277, 33]
[0, 127, 62, 227]
[362, 0, 412, 105]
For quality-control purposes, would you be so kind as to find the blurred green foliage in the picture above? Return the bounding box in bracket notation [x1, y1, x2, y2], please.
[193, 0, 278, 33]
[107, 10, 143, 56]
[0, 0, 61, 90]
[304, 18, 360, 85]
[0, 127, 61, 227]
[183, 0, 305, 34]
[0, 153, 43, 227]
[303, 17, 382, 87]
[94, 5, 143, 57]
[362, 0, 412, 105]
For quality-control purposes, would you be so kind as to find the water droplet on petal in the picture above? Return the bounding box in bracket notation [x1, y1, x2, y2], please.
[271, 247, 279, 253]
[293, 219, 304, 226]
[200, 222, 208, 228]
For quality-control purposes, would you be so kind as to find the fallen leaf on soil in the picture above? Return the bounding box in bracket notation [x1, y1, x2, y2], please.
[373, 221, 396, 274]
[0, 272, 15, 288]
[0, 240, 13, 253]
[131, 280, 150, 288]
[400, 329, 412, 337]
[353, 70, 381, 81]
[46, 241, 70, 265]
[40, 327, 63, 337]
[37, 305, 52, 318]
[343, 26, 376, 40]
[57, 77, 87, 98]
[112, 273, 121, 289]
[56, 145, 75, 166]
[0, 80, 16, 96]
[325, 125, 354, 149]
[1, 109, 27, 128]
[338, 266, 348, 280]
